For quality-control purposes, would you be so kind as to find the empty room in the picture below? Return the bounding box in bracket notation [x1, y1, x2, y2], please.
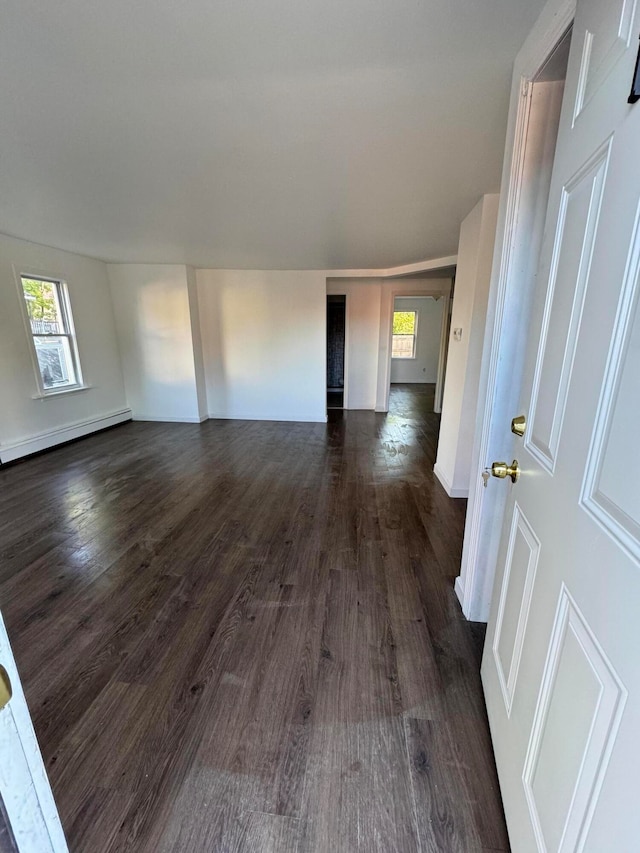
[1, 0, 639, 851]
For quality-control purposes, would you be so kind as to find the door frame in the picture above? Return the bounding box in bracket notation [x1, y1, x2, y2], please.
[343, 292, 350, 409]
[326, 293, 349, 410]
[455, 0, 577, 621]
[375, 279, 453, 412]
[434, 286, 452, 414]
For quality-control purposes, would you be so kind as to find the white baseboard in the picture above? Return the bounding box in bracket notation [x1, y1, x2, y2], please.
[132, 414, 207, 423]
[0, 408, 132, 463]
[454, 575, 466, 610]
[346, 400, 376, 411]
[433, 463, 469, 499]
[208, 412, 327, 424]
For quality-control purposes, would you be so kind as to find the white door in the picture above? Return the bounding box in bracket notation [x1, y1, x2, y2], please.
[0, 610, 67, 852]
[482, 1, 640, 851]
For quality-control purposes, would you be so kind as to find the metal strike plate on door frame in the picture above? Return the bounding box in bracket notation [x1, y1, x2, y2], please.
[0, 665, 12, 711]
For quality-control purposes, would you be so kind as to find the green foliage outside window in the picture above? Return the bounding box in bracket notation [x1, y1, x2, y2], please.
[392, 311, 416, 335]
[22, 278, 58, 322]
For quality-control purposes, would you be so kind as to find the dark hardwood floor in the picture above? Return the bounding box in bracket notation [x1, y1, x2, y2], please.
[0, 383, 509, 852]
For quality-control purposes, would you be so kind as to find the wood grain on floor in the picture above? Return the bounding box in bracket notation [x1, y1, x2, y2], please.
[0, 384, 509, 852]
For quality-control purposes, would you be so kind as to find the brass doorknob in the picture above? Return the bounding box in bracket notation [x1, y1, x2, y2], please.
[491, 460, 520, 483]
[0, 665, 12, 711]
[511, 415, 526, 437]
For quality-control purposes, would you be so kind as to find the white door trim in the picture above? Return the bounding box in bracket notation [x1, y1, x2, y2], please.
[434, 289, 451, 414]
[455, 0, 577, 621]
[342, 293, 350, 410]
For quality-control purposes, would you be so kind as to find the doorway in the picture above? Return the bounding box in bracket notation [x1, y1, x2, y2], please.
[390, 295, 444, 384]
[389, 295, 445, 413]
[326, 295, 346, 410]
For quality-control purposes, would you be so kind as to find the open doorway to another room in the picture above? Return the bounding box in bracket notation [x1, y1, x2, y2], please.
[326, 294, 346, 410]
[390, 295, 445, 414]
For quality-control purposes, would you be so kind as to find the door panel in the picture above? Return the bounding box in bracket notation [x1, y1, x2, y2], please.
[482, 0, 640, 849]
[581, 210, 640, 561]
[493, 503, 540, 715]
[522, 587, 627, 853]
[574, 0, 638, 120]
[527, 141, 610, 471]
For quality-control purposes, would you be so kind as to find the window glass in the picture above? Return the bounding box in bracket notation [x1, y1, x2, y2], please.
[21, 276, 80, 391]
[392, 310, 417, 359]
[21, 278, 64, 333]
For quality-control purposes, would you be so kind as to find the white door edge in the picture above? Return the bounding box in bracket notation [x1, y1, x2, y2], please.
[456, 0, 578, 622]
[0, 611, 68, 852]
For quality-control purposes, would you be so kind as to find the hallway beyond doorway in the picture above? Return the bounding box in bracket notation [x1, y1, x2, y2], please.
[0, 384, 508, 851]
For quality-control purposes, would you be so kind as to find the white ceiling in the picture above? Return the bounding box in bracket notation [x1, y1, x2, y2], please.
[1, 0, 546, 269]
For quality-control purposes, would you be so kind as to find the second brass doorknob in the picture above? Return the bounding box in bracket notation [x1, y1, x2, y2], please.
[491, 460, 520, 483]
[511, 415, 526, 437]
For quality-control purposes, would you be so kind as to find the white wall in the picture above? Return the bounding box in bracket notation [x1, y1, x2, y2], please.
[186, 265, 208, 421]
[197, 269, 326, 422]
[434, 194, 499, 498]
[107, 264, 204, 422]
[326, 278, 381, 409]
[390, 296, 444, 383]
[0, 234, 128, 463]
[0, 237, 459, 460]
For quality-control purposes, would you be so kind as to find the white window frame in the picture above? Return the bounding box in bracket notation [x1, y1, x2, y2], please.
[391, 309, 419, 359]
[16, 269, 85, 398]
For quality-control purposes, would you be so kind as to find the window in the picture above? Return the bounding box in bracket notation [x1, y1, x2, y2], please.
[392, 310, 418, 359]
[20, 275, 82, 392]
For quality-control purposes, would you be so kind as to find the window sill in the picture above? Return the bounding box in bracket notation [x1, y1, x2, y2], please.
[32, 384, 93, 400]
[391, 357, 417, 361]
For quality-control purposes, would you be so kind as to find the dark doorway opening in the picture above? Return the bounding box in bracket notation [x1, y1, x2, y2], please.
[326, 295, 345, 409]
